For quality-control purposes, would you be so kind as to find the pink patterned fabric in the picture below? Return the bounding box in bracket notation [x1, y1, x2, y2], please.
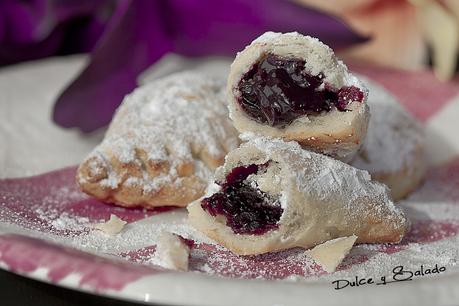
[1, 162, 458, 281]
[0, 234, 159, 291]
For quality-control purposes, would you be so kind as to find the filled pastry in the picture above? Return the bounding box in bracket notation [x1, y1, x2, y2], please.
[77, 72, 239, 208]
[227, 32, 369, 161]
[188, 137, 408, 255]
[352, 77, 425, 200]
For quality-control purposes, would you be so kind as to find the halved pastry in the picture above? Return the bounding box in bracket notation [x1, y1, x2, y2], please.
[77, 72, 239, 208]
[227, 32, 369, 161]
[352, 77, 426, 200]
[188, 137, 408, 255]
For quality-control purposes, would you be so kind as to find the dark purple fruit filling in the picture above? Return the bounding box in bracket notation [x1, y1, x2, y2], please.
[237, 54, 364, 127]
[201, 163, 283, 235]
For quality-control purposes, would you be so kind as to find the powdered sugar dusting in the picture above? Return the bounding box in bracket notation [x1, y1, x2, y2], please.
[0, 163, 459, 281]
[243, 136, 403, 224]
[251, 31, 302, 44]
[353, 76, 424, 173]
[241, 31, 367, 94]
[78, 71, 239, 196]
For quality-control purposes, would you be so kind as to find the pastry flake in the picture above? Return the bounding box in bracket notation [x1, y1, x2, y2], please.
[77, 72, 239, 208]
[93, 214, 127, 235]
[227, 32, 369, 161]
[188, 137, 408, 255]
[153, 232, 190, 271]
[305, 235, 358, 273]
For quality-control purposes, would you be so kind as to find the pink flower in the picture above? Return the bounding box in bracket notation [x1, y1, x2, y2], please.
[300, 0, 459, 80]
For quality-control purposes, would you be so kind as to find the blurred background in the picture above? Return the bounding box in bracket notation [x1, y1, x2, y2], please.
[2, 0, 458, 74]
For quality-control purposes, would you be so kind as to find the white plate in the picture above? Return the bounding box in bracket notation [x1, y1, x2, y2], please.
[1, 56, 459, 306]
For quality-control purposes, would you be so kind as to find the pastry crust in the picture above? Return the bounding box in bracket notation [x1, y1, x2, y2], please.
[188, 137, 408, 255]
[77, 72, 239, 208]
[227, 32, 369, 161]
[352, 77, 426, 200]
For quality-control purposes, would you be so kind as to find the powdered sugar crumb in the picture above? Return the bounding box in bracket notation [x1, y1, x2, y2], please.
[36, 209, 89, 233]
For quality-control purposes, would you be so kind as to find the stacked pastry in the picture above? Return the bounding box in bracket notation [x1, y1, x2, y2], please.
[78, 32, 425, 264]
[188, 32, 415, 255]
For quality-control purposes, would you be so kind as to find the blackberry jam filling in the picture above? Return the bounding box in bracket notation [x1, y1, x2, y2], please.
[237, 54, 364, 127]
[201, 163, 283, 235]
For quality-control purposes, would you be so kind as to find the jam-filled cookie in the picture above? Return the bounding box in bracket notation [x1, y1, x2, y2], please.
[77, 72, 239, 208]
[352, 77, 425, 201]
[227, 32, 369, 161]
[188, 137, 408, 255]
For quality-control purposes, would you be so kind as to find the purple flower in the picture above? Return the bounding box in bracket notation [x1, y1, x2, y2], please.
[7, 0, 365, 132]
[0, 0, 115, 64]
